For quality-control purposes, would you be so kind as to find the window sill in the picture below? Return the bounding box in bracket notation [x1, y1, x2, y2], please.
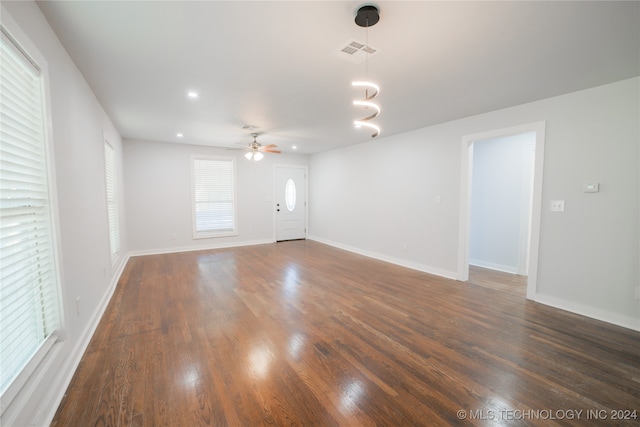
[192, 230, 238, 240]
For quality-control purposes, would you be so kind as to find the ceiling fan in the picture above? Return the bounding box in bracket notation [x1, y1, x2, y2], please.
[239, 133, 281, 161]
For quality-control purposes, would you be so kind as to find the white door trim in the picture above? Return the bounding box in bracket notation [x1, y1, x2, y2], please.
[273, 165, 308, 242]
[457, 121, 546, 300]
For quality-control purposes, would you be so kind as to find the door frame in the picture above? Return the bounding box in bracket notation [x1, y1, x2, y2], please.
[457, 121, 546, 300]
[273, 165, 308, 242]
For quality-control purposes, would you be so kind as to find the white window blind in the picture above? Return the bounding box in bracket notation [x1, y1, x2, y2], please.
[104, 141, 119, 261]
[0, 30, 61, 396]
[192, 157, 236, 237]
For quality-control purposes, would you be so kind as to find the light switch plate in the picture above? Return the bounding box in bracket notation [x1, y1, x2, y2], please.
[583, 183, 599, 193]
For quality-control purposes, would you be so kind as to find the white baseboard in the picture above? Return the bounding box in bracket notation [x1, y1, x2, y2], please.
[533, 292, 640, 332]
[39, 253, 130, 426]
[308, 236, 640, 332]
[469, 259, 519, 274]
[28, 239, 638, 426]
[129, 238, 274, 257]
[307, 235, 458, 280]
[38, 238, 276, 425]
[35, 239, 268, 425]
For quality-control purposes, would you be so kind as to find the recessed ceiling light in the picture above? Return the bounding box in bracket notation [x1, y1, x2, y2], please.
[177, 133, 183, 138]
[292, 145, 297, 149]
[187, 91, 198, 99]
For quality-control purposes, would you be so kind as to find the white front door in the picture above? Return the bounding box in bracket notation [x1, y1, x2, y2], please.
[275, 166, 306, 241]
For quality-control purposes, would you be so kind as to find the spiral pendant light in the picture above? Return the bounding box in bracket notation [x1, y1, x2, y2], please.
[352, 5, 381, 138]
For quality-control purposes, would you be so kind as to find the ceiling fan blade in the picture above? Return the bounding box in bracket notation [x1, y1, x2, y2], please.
[263, 144, 278, 149]
[264, 149, 281, 154]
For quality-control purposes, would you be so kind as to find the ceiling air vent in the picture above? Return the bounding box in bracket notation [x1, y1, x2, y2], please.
[334, 40, 379, 64]
[341, 45, 358, 55]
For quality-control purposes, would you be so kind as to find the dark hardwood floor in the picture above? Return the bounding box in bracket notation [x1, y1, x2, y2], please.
[52, 240, 640, 426]
[467, 265, 527, 297]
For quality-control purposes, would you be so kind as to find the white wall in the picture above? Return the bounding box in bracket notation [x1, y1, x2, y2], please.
[1, 3, 637, 425]
[309, 128, 462, 278]
[469, 132, 535, 274]
[124, 139, 309, 254]
[309, 77, 639, 330]
[1, 2, 128, 426]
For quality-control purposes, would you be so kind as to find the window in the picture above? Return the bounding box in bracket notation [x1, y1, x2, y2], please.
[285, 178, 296, 212]
[104, 140, 119, 262]
[0, 28, 61, 399]
[191, 156, 237, 238]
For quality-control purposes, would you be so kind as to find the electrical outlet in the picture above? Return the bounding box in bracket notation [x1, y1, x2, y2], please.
[550, 200, 565, 212]
[172, 233, 177, 240]
[76, 297, 81, 315]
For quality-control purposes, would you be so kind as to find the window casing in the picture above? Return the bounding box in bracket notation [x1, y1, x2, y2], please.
[0, 26, 62, 405]
[191, 156, 237, 238]
[104, 140, 120, 263]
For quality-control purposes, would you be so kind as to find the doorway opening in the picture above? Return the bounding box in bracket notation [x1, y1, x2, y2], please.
[457, 122, 546, 299]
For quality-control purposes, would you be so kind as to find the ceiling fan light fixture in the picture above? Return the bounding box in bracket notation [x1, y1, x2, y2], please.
[240, 133, 278, 161]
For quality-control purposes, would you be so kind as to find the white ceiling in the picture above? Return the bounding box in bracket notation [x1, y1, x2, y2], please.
[36, 1, 639, 154]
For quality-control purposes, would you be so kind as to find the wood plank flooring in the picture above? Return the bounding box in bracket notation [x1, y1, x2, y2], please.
[52, 240, 640, 426]
[467, 265, 527, 297]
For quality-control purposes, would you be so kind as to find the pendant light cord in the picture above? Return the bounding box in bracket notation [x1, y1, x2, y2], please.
[365, 17, 369, 97]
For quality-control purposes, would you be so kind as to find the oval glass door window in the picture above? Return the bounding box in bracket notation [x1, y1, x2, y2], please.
[285, 178, 296, 212]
